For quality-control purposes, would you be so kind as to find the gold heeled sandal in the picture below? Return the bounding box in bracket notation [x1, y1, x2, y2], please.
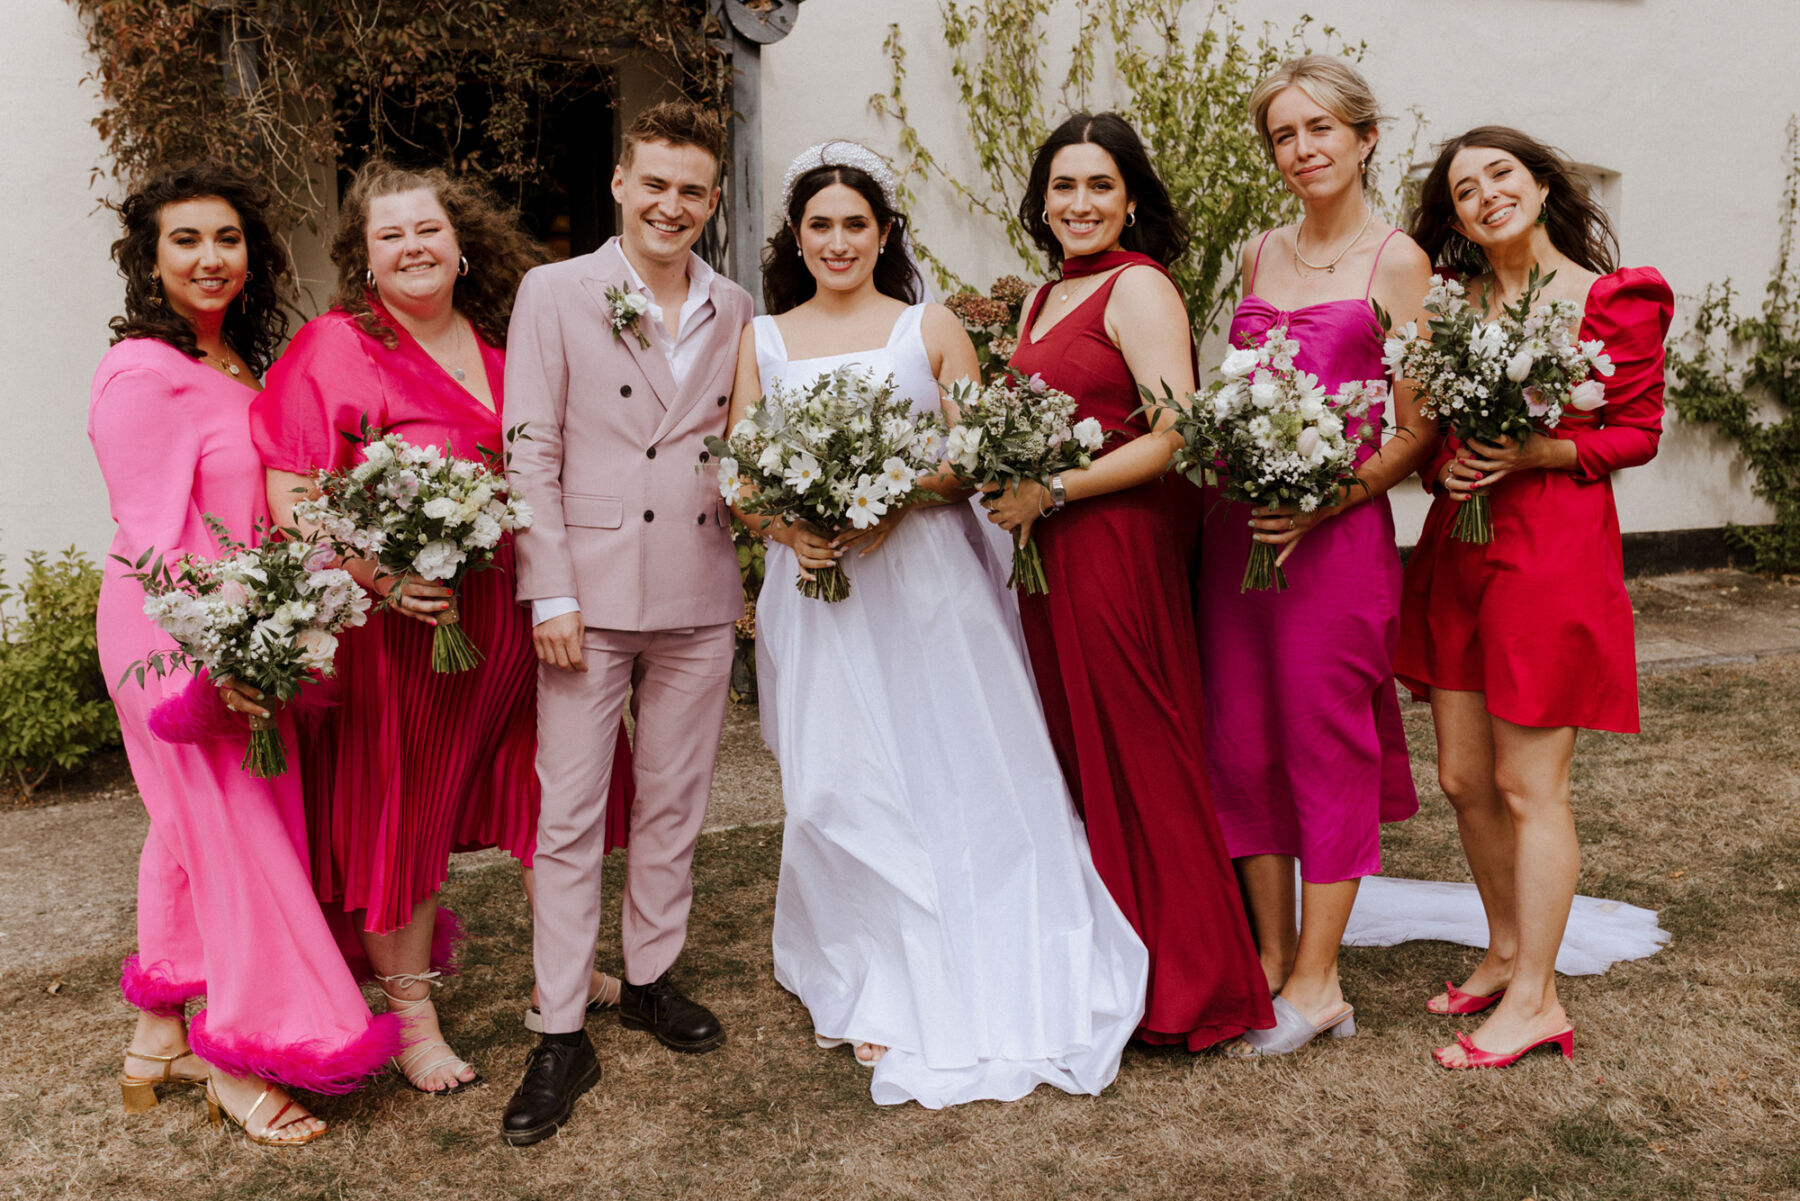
[119, 1047, 209, 1113]
[205, 1079, 326, 1146]
[378, 971, 482, 1095]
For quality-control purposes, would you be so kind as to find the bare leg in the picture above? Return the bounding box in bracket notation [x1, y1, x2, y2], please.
[1277, 878, 1360, 1028]
[521, 866, 620, 1011]
[364, 896, 477, 1092]
[1235, 853, 1299, 995]
[1427, 688, 1518, 1011]
[1437, 717, 1578, 1064]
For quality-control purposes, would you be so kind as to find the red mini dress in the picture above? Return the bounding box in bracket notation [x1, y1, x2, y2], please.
[1394, 267, 1673, 732]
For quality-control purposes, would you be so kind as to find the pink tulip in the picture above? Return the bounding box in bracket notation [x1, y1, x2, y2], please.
[1296, 427, 1322, 458]
[1569, 379, 1607, 411]
[215, 579, 250, 608]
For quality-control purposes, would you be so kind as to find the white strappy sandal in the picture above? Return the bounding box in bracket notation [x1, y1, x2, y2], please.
[378, 971, 482, 1095]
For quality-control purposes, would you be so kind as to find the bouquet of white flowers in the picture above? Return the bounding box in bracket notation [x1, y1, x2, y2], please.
[1378, 267, 1614, 544]
[1145, 328, 1385, 593]
[295, 418, 534, 672]
[705, 366, 946, 603]
[118, 517, 370, 777]
[940, 367, 1106, 594]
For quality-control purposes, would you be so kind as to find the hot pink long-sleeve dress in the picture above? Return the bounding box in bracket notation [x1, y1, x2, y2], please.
[91, 337, 396, 1091]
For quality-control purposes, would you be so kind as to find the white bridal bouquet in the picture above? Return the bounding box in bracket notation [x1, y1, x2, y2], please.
[295, 418, 534, 672]
[119, 517, 371, 777]
[1145, 329, 1385, 592]
[1378, 267, 1614, 544]
[705, 367, 946, 603]
[941, 367, 1106, 594]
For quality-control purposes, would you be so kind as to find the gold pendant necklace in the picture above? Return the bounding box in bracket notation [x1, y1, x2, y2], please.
[1294, 208, 1375, 275]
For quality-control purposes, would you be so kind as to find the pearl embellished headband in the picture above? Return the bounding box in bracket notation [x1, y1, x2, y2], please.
[779, 140, 901, 212]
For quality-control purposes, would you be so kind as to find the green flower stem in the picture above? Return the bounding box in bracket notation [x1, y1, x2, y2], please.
[1240, 540, 1289, 594]
[241, 715, 288, 779]
[430, 593, 485, 673]
[1450, 492, 1494, 545]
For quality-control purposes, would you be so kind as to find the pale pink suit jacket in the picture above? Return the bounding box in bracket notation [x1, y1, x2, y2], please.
[506, 240, 750, 628]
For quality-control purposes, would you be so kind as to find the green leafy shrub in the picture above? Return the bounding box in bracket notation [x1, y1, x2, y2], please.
[1667, 117, 1800, 573]
[0, 549, 121, 796]
[729, 527, 766, 702]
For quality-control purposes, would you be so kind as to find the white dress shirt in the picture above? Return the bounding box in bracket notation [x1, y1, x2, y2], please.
[532, 240, 719, 628]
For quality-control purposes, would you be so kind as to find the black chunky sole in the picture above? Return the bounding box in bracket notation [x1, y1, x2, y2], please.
[619, 1013, 725, 1054]
[500, 1058, 602, 1147]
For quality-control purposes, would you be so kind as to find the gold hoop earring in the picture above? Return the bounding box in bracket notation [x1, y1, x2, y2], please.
[1041, 209, 1050, 224]
[457, 255, 469, 277]
[364, 268, 375, 289]
[1125, 211, 1137, 228]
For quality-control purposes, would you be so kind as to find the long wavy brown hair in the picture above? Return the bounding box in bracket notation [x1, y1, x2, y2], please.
[328, 160, 545, 349]
[108, 162, 293, 375]
[1410, 126, 1618, 278]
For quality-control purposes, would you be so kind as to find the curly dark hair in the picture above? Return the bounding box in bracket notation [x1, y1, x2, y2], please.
[108, 162, 292, 375]
[328, 159, 546, 350]
[1410, 126, 1618, 278]
[761, 164, 920, 315]
[1019, 112, 1190, 274]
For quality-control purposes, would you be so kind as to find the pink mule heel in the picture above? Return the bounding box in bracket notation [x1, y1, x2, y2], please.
[1433, 1027, 1574, 1070]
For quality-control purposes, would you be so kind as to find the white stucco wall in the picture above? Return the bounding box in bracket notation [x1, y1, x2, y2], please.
[758, 0, 1798, 544]
[5, 0, 1793, 576]
[0, 2, 126, 579]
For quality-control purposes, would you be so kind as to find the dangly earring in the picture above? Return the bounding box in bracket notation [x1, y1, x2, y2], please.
[1534, 199, 1548, 226]
[148, 275, 163, 307]
[457, 254, 469, 277]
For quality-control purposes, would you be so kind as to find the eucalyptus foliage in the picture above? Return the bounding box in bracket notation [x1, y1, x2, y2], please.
[1667, 117, 1800, 573]
[873, 0, 1411, 337]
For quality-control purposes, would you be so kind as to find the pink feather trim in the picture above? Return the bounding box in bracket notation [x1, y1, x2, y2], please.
[188, 1009, 403, 1095]
[145, 671, 337, 746]
[120, 955, 203, 1016]
[145, 674, 240, 745]
[430, 906, 466, 977]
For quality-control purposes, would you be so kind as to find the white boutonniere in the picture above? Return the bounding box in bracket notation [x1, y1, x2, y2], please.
[604, 283, 652, 349]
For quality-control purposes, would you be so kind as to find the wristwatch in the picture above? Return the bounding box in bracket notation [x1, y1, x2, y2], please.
[1048, 473, 1067, 513]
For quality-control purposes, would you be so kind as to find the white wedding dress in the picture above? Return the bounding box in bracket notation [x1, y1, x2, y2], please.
[753, 305, 1148, 1108]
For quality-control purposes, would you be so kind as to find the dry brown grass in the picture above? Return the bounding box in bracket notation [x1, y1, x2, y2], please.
[2, 658, 1797, 1201]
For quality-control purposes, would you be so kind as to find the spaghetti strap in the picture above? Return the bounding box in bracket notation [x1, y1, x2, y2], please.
[1364, 229, 1402, 300]
[1248, 231, 1274, 293]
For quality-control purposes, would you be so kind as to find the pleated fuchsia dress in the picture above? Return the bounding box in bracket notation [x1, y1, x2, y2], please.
[92, 337, 396, 1090]
[251, 308, 631, 937]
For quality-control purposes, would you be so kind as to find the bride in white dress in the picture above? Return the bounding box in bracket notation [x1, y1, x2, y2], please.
[725, 142, 1147, 1109]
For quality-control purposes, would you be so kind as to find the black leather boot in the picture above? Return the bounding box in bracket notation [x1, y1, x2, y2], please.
[500, 1031, 601, 1147]
[617, 970, 725, 1053]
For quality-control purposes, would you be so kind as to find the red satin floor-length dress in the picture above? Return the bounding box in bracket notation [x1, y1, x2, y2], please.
[251, 307, 631, 941]
[1396, 268, 1673, 731]
[1008, 251, 1274, 1050]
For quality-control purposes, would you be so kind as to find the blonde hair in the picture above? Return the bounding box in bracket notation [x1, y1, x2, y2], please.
[1248, 55, 1386, 181]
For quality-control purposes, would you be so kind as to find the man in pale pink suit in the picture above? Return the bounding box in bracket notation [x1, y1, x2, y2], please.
[500, 101, 752, 1146]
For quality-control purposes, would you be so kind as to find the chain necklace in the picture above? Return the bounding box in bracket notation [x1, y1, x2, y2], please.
[1293, 207, 1375, 275]
[202, 349, 244, 378]
[419, 317, 470, 382]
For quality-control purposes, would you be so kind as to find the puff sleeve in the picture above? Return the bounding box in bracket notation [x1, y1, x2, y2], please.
[1569, 267, 1674, 482]
[250, 313, 393, 474]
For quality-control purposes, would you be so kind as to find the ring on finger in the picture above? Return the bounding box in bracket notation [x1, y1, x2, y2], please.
[1288, 517, 1296, 530]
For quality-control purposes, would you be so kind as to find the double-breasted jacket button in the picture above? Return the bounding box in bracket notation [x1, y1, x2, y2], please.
[643, 509, 655, 522]
[646, 447, 657, 459]
[716, 395, 727, 407]
[621, 385, 632, 397]
[698, 450, 710, 462]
